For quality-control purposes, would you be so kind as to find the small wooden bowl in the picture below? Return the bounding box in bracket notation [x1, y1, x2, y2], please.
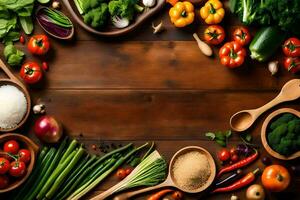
[0, 59, 31, 132]
[0, 133, 39, 193]
[36, 7, 74, 40]
[170, 146, 216, 193]
[261, 108, 300, 160]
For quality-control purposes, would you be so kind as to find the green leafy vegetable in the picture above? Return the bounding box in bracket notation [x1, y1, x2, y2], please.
[205, 130, 232, 147]
[108, 0, 139, 21]
[19, 16, 33, 34]
[229, 0, 300, 36]
[4, 44, 25, 66]
[83, 3, 109, 29]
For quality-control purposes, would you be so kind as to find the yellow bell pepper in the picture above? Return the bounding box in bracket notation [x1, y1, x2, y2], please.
[169, 1, 194, 28]
[200, 0, 225, 24]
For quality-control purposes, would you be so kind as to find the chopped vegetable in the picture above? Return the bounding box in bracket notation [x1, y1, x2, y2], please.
[200, 0, 225, 24]
[212, 168, 260, 193]
[249, 26, 285, 62]
[169, 2, 194, 28]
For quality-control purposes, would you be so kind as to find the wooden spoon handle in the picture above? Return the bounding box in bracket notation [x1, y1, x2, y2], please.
[252, 93, 285, 118]
[0, 59, 19, 82]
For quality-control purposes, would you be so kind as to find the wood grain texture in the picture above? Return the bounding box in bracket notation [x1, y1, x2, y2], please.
[0, 2, 299, 200]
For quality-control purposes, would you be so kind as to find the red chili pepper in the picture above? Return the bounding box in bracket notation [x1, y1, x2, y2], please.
[217, 149, 258, 177]
[42, 62, 49, 71]
[19, 35, 25, 44]
[212, 168, 260, 193]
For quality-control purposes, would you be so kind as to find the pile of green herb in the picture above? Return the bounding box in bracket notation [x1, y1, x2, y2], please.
[229, 0, 300, 36]
[0, 0, 36, 66]
[205, 130, 232, 147]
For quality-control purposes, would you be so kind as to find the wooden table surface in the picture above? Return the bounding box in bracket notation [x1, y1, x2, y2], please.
[1, 2, 300, 200]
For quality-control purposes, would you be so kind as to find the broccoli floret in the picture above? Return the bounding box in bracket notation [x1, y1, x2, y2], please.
[108, 0, 138, 20]
[83, 3, 108, 29]
[273, 137, 293, 156]
[270, 113, 296, 130]
[82, 0, 102, 13]
[268, 124, 288, 146]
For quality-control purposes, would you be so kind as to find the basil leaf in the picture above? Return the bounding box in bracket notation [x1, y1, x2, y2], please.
[225, 130, 232, 138]
[245, 133, 252, 142]
[215, 132, 225, 140]
[216, 139, 226, 147]
[205, 132, 216, 140]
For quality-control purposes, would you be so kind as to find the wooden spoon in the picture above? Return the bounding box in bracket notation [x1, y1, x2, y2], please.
[90, 146, 216, 200]
[230, 79, 300, 132]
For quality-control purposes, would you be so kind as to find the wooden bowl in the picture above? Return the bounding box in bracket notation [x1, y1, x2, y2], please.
[36, 7, 74, 40]
[261, 108, 300, 160]
[0, 133, 39, 193]
[62, 0, 165, 37]
[169, 146, 216, 193]
[0, 59, 31, 132]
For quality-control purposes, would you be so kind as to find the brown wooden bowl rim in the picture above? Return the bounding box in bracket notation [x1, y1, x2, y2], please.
[61, 0, 166, 37]
[0, 61, 31, 133]
[0, 133, 39, 193]
[261, 108, 300, 160]
[169, 146, 216, 193]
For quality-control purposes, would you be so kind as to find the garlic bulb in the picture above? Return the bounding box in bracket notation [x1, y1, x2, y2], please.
[143, 0, 156, 8]
[268, 60, 279, 75]
[33, 104, 46, 114]
[152, 21, 164, 34]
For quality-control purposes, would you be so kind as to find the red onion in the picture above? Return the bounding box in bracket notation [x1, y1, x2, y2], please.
[34, 116, 63, 143]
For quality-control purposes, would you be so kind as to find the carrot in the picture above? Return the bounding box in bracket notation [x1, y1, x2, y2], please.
[148, 189, 173, 200]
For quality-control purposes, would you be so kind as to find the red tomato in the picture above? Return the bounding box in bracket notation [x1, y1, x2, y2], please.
[282, 37, 300, 57]
[218, 149, 231, 162]
[231, 154, 239, 162]
[204, 25, 226, 45]
[28, 35, 50, 55]
[233, 27, 251, 46]
[9, 161, 26, 177]
[18, 149, 31, 164]
[116, 168, 127, 180]
[0, 158, 10, 174]
[0, 175, 9, 189]
[20, 62, 43, 84]
[219, 41, 247, 68]
[19, 35, 25, 44]
[229, 147, 237, 155]
[3, 140, 19, 155]
[283, 57, 300, 74]
[262, 165, 290, 192]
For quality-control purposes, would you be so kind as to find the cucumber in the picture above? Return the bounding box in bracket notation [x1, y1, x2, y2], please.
[249, 26, 286, 62]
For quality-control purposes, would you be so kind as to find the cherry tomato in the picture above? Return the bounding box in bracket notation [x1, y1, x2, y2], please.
[19, 35, 25, 44]
[282, 37, 300, 57]
[42, 62, 49, 71]
[9, 161, 26, 177]
[3, 140, 20, 155]
[283, 57, 300, 74]
[218, 149, 231, 162]
[20, 62, 43, 84]
[204, 25, 225, 45]
[229, 147, 237, 155]
[18, 149, 31, 164]
[116, 168, 127, 180]
[0, 175, 9, 189]
[28, 35, 50, 55]
[0, 158, 10, 174]
[233, 27, 251, 46]
[231, 154, 239, 163]
[125, 168, 133, 175]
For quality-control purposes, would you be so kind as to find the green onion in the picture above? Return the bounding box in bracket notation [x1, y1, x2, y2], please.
[67, 143, 149, 200]
[91, 150, 167, 200]
[42, 7, 73, 28]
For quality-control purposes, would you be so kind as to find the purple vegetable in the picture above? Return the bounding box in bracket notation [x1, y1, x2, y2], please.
[261, 157, 272, 166]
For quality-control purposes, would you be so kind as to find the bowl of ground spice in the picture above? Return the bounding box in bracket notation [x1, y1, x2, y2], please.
[170, 146, 216, 193]
[0, 60, 31, 132]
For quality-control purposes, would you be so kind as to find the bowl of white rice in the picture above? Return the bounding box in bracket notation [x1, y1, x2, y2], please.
[0, 82, 31, 132]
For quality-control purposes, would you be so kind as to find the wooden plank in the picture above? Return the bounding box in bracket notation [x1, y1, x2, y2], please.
[27, 90, 300, 140]
[2, 40, 292, 90]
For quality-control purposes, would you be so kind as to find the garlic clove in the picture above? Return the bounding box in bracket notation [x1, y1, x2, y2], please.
[268, 60, 279, 76]
[152, 21, 164, 34]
